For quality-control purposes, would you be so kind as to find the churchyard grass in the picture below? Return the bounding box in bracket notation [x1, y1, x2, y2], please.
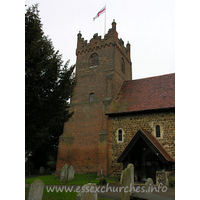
[25, 174, 119, 185]
[25, 187, 112, 200]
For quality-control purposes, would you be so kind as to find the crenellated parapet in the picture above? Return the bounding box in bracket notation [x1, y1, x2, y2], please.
[76, 20, 131, 64]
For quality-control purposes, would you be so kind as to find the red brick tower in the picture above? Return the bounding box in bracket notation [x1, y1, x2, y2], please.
[56, 20, 132, 176]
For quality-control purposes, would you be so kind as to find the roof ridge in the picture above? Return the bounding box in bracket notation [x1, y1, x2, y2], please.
[132, 73, 175, 81]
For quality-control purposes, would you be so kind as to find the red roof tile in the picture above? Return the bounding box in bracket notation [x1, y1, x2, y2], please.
[106, 73, 175, 114]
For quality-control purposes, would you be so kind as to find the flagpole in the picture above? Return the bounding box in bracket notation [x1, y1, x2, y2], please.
[104, 4, 106, 36]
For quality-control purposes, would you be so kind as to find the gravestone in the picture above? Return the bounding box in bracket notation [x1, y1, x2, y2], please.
[100, 165, 103, 177]
[120, 163, 134, 200]
[145, 178, 154, 193]
[68, 165, 75, 181]
[60, 164, 68, 182]
[27, 179, 44, 200]
[156, 171, 171, 186]
[76, 183, 98, 200]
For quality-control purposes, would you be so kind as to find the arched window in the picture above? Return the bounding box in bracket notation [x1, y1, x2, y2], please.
[90, 53, 98, 67]
[116, 128, 125, 143]
[118, 129, 122, 141]
[121, 58, 125, 73]
[89, 93, 94, 101]
[156, 125, 161, 138]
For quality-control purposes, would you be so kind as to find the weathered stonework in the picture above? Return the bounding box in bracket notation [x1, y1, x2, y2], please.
[107, 110, 175, 177]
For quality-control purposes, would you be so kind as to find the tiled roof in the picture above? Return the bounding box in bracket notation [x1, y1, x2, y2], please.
[106, 73, 175, 115]
[117, 127, 175, 163]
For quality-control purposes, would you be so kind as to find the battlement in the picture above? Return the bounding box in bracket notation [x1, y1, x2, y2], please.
[76, 20, 131, 63]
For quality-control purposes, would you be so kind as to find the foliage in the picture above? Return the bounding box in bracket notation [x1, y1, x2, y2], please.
[25, 160, 36, 175]
[39, 166, 45, 175]
[25, 4, 76, 170]
[168, 177, 175, 188]
[99, 177, 107, 185]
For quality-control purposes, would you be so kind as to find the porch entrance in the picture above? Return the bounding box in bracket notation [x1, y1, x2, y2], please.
[123, 137, 162, 183]
[117, 128, 175, 183]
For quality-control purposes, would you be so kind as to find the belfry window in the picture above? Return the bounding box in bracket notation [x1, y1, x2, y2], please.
[118, 129, 122, 141]
[90, 93, 94, 101]
[90, 53, 99, 67]
[156, 125, 161, 138]
[121, 58, 125, 73]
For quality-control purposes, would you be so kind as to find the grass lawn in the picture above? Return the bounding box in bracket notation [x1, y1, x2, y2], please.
[25, 187, 112, 200]
[25, 174, 119, 185]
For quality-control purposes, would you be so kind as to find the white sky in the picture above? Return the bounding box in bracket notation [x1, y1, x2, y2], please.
[25, 0, 175, 80]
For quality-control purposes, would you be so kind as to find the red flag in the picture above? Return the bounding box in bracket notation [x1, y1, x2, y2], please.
[93, 6, 106, 21]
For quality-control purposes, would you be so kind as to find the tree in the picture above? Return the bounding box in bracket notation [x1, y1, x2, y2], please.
[25, 4, 76, 171]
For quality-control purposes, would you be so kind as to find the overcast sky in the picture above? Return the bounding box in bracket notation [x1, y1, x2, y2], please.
[25, 0, 175, 80]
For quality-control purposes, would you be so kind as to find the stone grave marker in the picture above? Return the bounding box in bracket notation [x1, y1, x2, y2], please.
[68, 165, 75, 181]
[76, 183, 98, 200]
[27, 179, 44, 200]
[100, 165, 103, 177]
[145, 178, 154, 193]
[60, 164, 68, 182]
[120, 163, 134, 200]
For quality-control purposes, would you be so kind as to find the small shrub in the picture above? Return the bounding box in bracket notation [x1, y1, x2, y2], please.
[168, 177, 175, 188]
[99, 177, 107, 185]
[47, 155, 56, 171]
[55, 170, 60, 179]
[39, 166, 45, 175]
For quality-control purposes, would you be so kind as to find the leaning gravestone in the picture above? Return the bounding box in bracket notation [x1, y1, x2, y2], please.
[27, 179, 44, 200]
[60, 164, 68, 182]
[68, 165, 75, 181]
[120, 164, 134, 200]
[144, 178, 154, 193]
[76, 183, 98, 200]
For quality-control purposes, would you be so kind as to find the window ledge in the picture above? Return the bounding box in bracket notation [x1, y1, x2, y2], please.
[89, 65, 98, 69]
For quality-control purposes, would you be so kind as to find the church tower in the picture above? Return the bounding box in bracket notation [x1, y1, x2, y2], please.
[56, 20, 132, 175]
